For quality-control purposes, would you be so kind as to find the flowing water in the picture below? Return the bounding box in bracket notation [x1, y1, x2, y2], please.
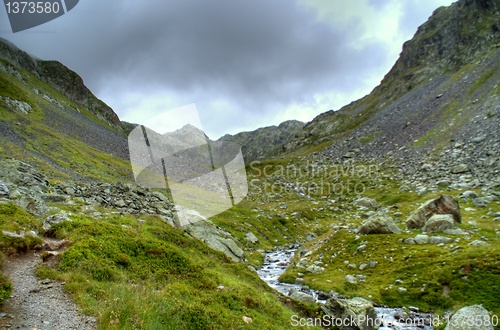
[257, 248, 434, 330]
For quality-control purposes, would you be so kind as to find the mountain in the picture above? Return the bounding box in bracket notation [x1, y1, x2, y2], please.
[220, 120, 305, 162]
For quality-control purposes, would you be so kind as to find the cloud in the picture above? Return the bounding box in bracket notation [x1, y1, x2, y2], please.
[1, 0, 454, 138]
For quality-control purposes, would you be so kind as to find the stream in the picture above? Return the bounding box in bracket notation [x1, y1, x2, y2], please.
[257, 248, 434, 330]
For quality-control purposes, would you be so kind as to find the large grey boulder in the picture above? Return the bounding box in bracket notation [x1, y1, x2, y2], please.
[359, 213, 400, 234]
[184, 218, 244, 262]
[406, 195, 461, 229]
[321, 296, 377, 330]
[444, 305, 493, 330]
[422, 214, 455, 233]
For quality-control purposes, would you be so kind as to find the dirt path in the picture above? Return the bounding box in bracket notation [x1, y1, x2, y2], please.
[0, 248, 96, 330]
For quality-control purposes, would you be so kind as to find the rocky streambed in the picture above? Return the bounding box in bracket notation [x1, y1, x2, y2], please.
[257, 248, 434, 330]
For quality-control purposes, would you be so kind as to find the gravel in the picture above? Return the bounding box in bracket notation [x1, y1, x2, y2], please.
[0, 252, 96, 330]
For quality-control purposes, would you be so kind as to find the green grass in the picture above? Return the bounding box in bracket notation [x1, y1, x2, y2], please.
[36, 211, 321, 329]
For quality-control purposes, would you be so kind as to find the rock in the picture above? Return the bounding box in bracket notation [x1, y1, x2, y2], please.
[472, 198, 487, 208]
[354, 197, 379, 209]
[414, 234, 429, 245]
[0, 181, 9, 196]
[289, 288, 315, 303]
[2, 230, 25, 239]
[114, 199, 127, 208]
[321, 296, 377, 330]
[469, 240, 489, 247]
[43, 212, 71, 232]
[345, 275, 357, 284]
[451, 164, 469, 174]
[306, 265, 324, 274]
[404, 238, 416, 244]
[470, 135, 487, 143]
[247, 266, 257, 272]
[368, 261, 376, 268]
[422, 214, 455, 233]
[429, 236, 454, 244]
[359, 213, 400, 234]
[443, 228, 468, 235]
[460, 191, 479, 199]
[359, 263, 368, 270]
[444, 305, 493, 330]
[244, 231, 259, 244]
[185, 220, 244, 262]
[406, 195, 461, 229]
[398, 287, 407, 293]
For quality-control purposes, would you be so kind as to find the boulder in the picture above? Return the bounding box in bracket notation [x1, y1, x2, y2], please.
[359, 213, 400, 234]
[354, 197, 379, 209]
[321, 296, 377, 330]
[422, 214, 455, 233]
[345, 275, 357, 284]
[414, 234, 429, 245]
[43, 211, 71, 232]
[445, 305, 493, 330]
[244, 231, 259, 244]
[306, 264, 324, 274]
[469, 240, 489, 247]
[289, 288, 315, 303]
[406, 195, 461, 229]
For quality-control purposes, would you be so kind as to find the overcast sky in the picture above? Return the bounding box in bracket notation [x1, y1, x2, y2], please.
[1, 0, 455, 138]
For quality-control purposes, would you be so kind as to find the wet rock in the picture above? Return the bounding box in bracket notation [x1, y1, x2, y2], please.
[422, 214, 455, 233]
[359, 213, 400, 234]
[321, 296, 377, 330]
[406, 195, 461, 229]
[445, 305, 493, 330]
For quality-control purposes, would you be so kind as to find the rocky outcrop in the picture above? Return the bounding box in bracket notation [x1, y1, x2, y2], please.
[184, 220, 244, 262]
[321, 296, 377, 330]
[444, 305, 494, 330]
[406, 195, 461, 229]
[43, 212, 71, 233]
[359, 213, 400, 235]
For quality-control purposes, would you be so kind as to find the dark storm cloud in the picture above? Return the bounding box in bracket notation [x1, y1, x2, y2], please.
[3, 0, 389, 109]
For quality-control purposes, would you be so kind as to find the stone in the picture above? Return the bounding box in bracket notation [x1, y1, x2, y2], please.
[423, 214, 455, 233]
[406, 195, 461, 229]
[443, 228, 468, 235]
[429, 236, 454, 244]
[444, 305, 493, 330]
[359, 263, 368, 270]
[404, 238, 416, 244]
[345, 275, 357, 284]
[306, 265, 324, 274]
[414, 234, 429, 245]
[289, 288, 315, 303]
[2, 230, 24, 239]
[460, 191, 479, 199]
[472, 198, 487, 208]
[43, 212, 71, 232]
[469, 240, 489, 247]
[398, 287, 407, 293]
[321, 296, 377, 330]
[247, 265, 256, 272]
[451, 164, 469, 174]
[354, 197, 379, 209]
[244, 231, 259, 244]
[114, 199, 127, 208]
[359, 213, 400, 234]
[0, 181, 9, 196]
